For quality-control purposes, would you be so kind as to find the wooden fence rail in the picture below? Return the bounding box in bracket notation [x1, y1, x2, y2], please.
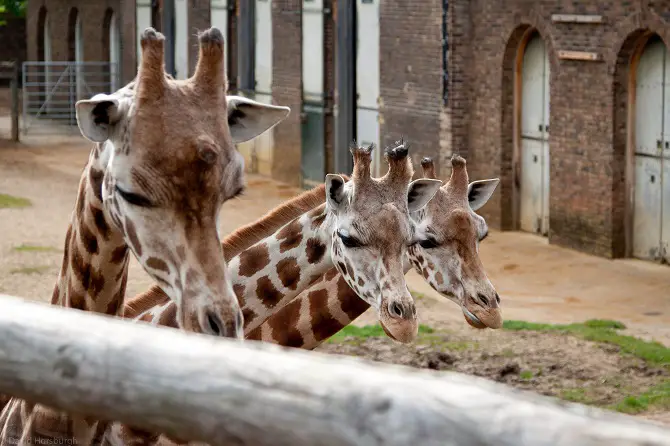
[0, 293, 669, 446]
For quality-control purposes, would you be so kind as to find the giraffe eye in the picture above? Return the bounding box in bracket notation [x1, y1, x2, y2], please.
[418, 238, 439, 249]
[115, 186, 153, 207]
[337, 230, 363, 248]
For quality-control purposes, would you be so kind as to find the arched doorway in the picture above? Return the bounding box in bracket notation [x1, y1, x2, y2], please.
[518, 31, 550, 236]
[38, 8, 52, 115]
[68, 8, 84, 100]
[631, 35, 670, 262]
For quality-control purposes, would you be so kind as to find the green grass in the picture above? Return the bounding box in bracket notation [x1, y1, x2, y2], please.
[503, 319, 670, 366]
[12, 244, 60, 253]
[328, 323, 435, 343]
[9, 266, 50, 275]
[519, 370, 534, 380]
[504, 318, 670, 414]
[0, 193, 32, 209]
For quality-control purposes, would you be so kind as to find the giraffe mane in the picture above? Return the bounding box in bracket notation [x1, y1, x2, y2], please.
[123, 175, 350, 319]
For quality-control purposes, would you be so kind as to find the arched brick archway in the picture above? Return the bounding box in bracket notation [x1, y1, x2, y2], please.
[612, 29, 670, 261]
[103, 8, 121, 92]
[500, 23, 557, 233]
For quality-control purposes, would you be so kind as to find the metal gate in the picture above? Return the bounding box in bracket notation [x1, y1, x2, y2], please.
[21, 61, 117, 135]
[519, 34, 550, 236]
[301, 0, 326, 189]
[633, 37, 670, 263]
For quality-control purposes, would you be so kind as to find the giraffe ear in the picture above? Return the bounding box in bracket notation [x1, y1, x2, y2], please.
[467, 179, 499, 211]
[407, 179, 442, 213]
[226, 95, 290, 144]
[75, 94, 122, 142]
[325, 174, 347, 211]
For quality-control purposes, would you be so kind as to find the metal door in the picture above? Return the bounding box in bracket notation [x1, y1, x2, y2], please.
[174, 0, 189, 79]
[301, 0, 325, 189]
[210, 0, 229, 74]
[634, 38, 668, 261]
[356, 0, 381, 176]
[252, 0, 274, 175]
[519, 35, 550, 235]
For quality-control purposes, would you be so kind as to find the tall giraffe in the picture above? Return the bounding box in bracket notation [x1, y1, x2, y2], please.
[0, 27, 290, 445]
[126, 141, 443, 343]
[248, 155, 501, 349]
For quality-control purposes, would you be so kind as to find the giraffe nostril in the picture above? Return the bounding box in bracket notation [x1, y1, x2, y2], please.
[477, 293, 490, 306]
[389, 302, 404, 319]
[235, 309, 244, 332]
[205, 311, 225, 337]
[495, 292, 501, 304]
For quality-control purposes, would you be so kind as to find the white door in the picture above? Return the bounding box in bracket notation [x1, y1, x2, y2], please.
[519, 35, 550, 235]
[74, 13, 84, 100]
[252, 0, 274, 175]
[633, 38, 669, 262]
[356, 0, 381, 176]
[210, 0, 229, 75]
[136, 1, 152, 66]
[109, 12, 121, 92]
[174, 0, 189, 79]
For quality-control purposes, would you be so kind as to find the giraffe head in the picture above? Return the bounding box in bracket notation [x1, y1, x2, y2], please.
[73, 28, 290, 338]
[326, 141, 442, 343]
[408, 155, 502, 329]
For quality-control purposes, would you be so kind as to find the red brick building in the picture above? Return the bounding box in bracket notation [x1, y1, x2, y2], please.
[24, 0, 670, 263]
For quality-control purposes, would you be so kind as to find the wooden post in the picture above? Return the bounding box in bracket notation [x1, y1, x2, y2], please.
[10, 61, 19, 142]
[0, 294, 669, 445]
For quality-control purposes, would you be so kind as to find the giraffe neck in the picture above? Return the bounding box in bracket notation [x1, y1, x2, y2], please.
[52, 144, 130, 315]
[227, 204, 334, 332]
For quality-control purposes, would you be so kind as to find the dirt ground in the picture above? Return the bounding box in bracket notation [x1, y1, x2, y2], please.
[3, 126, 670, 425]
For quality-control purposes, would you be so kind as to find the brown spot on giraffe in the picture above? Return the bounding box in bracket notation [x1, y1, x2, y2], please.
[267, 298, 304, 347]
[276, 219, 303, 253]
[310, 211, 326, 230]
[422, 267, 430, 279]
[90, 206, 111, 241]
[110, 245, 128, 264]
[242, 308, 257, 327]
[435, 271, 444, 285]
[88, 167, 104, 201]
[67, 279, 85, 310]
[338, 261, 348, 276]
[337, 275, 371, 321]
[238, 243, 271, 277]
[256, 275, 283, 308]
[306, 238, 326, 264]
[357, 277, 365, 287]
[276, 258, 301, 290]
[307, 288, 345, 343]
[79, 222, 99, 255]
[146, 257, 170, 274]
[176, 245, 186, 261]
[124, 217, 143, 257]
[233, 284, 246, 306]
[324, 267, 339, 281]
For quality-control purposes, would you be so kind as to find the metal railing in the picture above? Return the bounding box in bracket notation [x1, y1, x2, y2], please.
[21, 61, 118, 135]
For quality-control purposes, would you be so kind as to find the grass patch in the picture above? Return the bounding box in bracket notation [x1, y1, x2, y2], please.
[504, 318, 670, 413]
[10, 266, 50, 275]
[0, 193, 32, 209]
[12, 244, 60, 253]
[328, 323, 435, 343]
[503, 319, 670, 367]
[519, 370, 534, 380]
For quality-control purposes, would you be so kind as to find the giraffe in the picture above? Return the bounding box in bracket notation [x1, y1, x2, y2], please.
[0, 27, 290, 445]
[245, 154, 501, 349]
[125, 140, 442, 342]
[104, 140, 442, 445]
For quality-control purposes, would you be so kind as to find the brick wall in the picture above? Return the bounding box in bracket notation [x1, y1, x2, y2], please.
[270, 0, 302, 186]
[378, 0, 444, 178]
[454, 0, 670, 258]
